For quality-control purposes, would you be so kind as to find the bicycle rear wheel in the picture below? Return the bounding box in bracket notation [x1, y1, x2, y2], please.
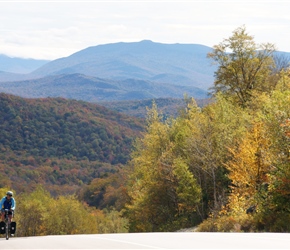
[5, 222, 9, 240]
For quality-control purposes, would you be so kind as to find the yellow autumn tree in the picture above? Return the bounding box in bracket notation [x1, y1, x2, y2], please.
[225, 122, 273, 215]
[44, 195, 98, 235]
[17, 187, 53, 236]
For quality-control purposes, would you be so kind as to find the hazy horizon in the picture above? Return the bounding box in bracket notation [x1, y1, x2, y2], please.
[1, 1, 290, 60]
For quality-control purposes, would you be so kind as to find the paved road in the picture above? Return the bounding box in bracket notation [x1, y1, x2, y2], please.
[1, 232, 289, 249]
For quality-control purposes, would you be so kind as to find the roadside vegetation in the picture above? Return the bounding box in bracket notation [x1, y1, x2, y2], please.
[0, 187, 128, 237]
[124, 26, 290, 232]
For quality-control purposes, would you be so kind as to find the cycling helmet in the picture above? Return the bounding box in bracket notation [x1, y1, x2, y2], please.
[6, 191, 13, 196]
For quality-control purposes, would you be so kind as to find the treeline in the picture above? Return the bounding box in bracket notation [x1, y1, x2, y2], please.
[98, 97, 212, 118]
[120, 26, 290, 232]
[0, 153, 121, 195]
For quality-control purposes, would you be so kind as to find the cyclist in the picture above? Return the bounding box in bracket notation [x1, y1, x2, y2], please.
[0, 191, 16, 223]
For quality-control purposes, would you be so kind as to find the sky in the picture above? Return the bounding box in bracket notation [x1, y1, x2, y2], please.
[0, 0, 290, 60]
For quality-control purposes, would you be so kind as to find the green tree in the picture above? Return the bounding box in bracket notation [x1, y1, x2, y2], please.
[95, 208, 129, 233]
[207, 25, 276, 106]
[251, 85, 290, 231]
[125, 102, 201, 232]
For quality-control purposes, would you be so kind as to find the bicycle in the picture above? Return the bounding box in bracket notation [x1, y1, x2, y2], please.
[0, 209, 16, 240]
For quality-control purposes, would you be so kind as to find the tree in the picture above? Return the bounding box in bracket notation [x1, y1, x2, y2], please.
[44, 195, 97, 235]
[94, 208, 129, 233]
[225, 122, 272, 215]
[17, 187, 53, 236]
[252, 86, 290, 231]
[208, 25, 276, 106]
[184, 96, 249, 218]
[78, 170, 128, 211]
[125, 102, 201, 232]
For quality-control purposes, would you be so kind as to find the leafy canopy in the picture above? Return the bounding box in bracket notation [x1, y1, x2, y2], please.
[208, 25, 276, 106]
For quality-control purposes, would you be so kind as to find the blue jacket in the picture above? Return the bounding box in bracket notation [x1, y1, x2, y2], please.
[0, 196, 16, 210]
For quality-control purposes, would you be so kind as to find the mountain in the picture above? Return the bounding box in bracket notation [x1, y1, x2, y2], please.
[0, 93, 145, 194]
[1, 41, 290, 92]
[30, 40, 215, 89]
[0, 54, 50, 74]
[0, 73, 209, 101]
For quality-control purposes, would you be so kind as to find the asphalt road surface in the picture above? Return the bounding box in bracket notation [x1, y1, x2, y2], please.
[1, 232, 289, 249]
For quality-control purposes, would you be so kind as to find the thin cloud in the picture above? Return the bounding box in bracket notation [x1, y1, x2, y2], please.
[0, 1, 289, 59]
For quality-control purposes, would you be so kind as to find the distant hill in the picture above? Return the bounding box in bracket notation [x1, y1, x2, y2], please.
[0, 93, 144, 194]
[0, 54, 50, 74]
[0, 73, 209, 101]
[0, 70, 28, 82]
[30, 40, 215, 89]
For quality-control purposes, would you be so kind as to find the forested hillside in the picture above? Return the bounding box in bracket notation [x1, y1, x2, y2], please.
[0, 93, 144, 194]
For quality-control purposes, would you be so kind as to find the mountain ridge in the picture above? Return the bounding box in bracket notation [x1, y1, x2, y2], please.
[30, 40, 215, 89]
[0, 54, 50, 74]
[0, 40, 216, 89]
[1, 40, 289, 102]
[0, 73, 208, 101]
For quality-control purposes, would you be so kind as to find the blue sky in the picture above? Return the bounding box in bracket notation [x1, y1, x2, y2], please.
[0, 0, 290, 60]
